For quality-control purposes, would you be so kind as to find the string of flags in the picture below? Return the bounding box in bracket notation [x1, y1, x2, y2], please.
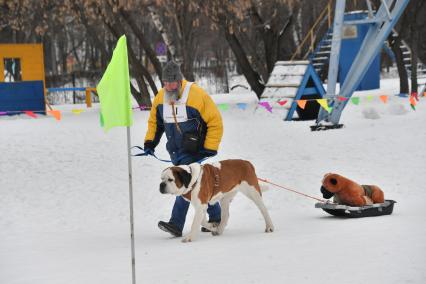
[0, 93, 421, 120]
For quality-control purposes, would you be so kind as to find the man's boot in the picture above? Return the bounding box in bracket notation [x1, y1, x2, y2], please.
[158, 221, 182, 237]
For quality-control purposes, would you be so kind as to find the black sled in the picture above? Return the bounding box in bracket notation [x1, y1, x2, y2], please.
[315, 200, 396, 218]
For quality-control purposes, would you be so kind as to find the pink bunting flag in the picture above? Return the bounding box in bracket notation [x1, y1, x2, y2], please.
[278, 100, 288, 106]
[258, 102, 273, 113]
[24, 111, 37, 118]
[297, 100, 307, 109]
[0, 111, 7, 116]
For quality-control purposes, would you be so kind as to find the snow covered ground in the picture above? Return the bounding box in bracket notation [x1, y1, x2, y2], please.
[1, 78, 426, 284]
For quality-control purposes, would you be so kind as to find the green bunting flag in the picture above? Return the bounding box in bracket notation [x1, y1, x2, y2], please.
[97, 35, 133, 131]
[218, 104, 229, 111]
[351, 97, 360, 105]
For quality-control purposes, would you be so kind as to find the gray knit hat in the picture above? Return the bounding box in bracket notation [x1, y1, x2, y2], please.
[162, 61, 183, 82]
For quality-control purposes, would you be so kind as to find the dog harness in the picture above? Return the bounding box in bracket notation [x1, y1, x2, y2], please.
[211, 166, 220, 190]
[362, 185, 373, 198]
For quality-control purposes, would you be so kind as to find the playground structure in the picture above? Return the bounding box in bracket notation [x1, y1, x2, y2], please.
[0, 44, 47, 113]
[262, 0, 416, 129]
[315, 0, 410, 129]
[261, 61, 325, 121]
[0, 43, 96, 114]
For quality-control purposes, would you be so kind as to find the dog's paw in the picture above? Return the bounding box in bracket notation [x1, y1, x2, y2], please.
[181, 235, 193, 243]
[212, 225, 225, 236]
[265, 225, 274, 233]
[203, 223, 218, 233]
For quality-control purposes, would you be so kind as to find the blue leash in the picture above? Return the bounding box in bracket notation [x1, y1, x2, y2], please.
[131, 146, 212, 164]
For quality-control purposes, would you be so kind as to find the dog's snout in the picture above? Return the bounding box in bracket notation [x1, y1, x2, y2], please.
[159, 182, 166, 194]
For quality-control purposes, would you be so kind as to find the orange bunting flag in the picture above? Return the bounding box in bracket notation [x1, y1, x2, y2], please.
[316, 99, 331, 113]
[72, 109, 83, 115]
[47, 110, 62, 121]
[24, 111, 37, 118]
[409, 96, 417, 106]
[297, 100, 307, 109]
[379, 95, 388, 104]
[278, 100, 288, 106]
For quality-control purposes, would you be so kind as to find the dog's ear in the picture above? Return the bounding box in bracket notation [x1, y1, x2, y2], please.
[176, 169, 192, 188]
[330, 177, 338, 185]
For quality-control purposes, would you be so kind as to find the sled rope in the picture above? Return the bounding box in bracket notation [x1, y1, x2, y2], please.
[258, 177, 328, 203]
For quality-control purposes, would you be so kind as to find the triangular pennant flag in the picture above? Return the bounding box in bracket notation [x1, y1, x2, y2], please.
[236, 103, 247, 110]
[24, 111, 37, 118]
[97, 35, 133, 131]
[316, 99, 331, 113]
[258, 102, 273, 113]
[409, 96, 417, 106]
[47, 110, 61, 121]
[297, 100, 307, 109]
[338, 96, 348, 101]
[351, 97, 360, 105]
[410, 104, 416, 111]
[72, 109, 83, 115]
[278, 100, 288, 106]
[379, 95, 388, 104]
[218, 104, 229, 111]
[366, 95, 373, 102]
[0, 111, 7, 116]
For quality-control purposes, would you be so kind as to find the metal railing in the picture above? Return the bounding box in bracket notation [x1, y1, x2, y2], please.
[290, 0, 333, 61]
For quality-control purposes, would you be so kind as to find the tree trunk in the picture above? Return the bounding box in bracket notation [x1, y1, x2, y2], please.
[390, 35, 409, 94]
[223, 27, 264, 98]
[101, 2, 157, 106]
[148, 5, 178, 60]
[410, 29, 418, 94]
[119, 8, 163, 82]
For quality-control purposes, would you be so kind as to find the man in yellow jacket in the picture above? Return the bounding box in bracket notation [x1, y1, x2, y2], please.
[144, 61, 224, 237]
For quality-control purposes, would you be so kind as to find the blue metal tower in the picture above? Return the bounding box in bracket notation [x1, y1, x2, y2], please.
[313, 0, 410, 130]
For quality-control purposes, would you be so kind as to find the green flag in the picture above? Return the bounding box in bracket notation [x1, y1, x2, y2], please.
[97, 35, 133, 131]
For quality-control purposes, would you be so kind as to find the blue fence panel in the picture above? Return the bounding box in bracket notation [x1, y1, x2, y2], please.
[0, 81, 45, 113]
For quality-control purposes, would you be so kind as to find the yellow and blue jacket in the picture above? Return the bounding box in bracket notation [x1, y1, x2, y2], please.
[144, 80, 223, 165]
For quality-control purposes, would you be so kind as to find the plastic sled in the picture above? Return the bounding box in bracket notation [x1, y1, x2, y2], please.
[315, 200, 396, 218]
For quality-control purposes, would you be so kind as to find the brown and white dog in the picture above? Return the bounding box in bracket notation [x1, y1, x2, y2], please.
[160, 159, 274, 242]
[321, 173, 385, 206]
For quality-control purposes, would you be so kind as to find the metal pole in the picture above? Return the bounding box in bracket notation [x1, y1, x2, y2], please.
[316, 0, 346, 124]
[326, 0, 346, 98]
[126, 126, 137, 284]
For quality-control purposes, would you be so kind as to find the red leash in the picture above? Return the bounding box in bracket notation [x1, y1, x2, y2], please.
[258, 177, 328, 203]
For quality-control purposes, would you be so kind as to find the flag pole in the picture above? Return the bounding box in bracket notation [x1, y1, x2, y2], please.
[126, 126, 137, 284]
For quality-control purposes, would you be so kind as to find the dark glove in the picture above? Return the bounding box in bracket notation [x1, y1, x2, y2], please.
[144, 141, 155, 155]
[201, 149, 217, 157]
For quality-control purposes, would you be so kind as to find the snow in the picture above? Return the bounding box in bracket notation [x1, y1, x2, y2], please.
[1, 77, 426, 284]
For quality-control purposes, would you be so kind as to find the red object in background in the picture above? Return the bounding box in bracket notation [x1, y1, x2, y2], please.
[410, 92, 419, 101]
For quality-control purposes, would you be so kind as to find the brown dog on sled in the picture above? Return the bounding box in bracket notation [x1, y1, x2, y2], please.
[321, 173, 385, 206]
